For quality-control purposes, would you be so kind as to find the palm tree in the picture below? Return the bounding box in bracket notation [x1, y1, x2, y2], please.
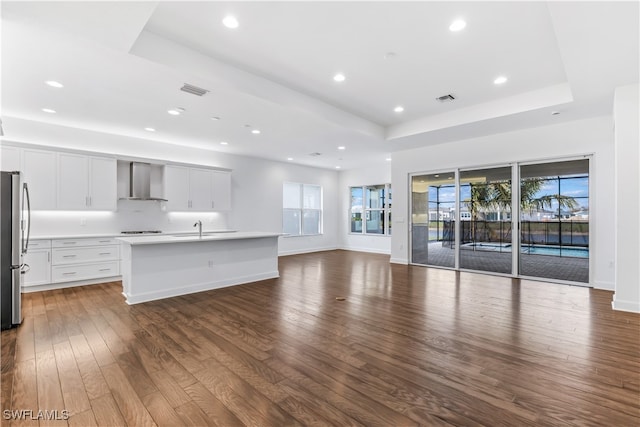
[464, 178, 579, 244]
[466, 178, 578, 215]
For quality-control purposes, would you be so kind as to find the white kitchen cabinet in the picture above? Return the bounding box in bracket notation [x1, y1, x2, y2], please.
[164, 165, 231, 211]
[57, 154, 116, 210]
[211, 170, 231, 210]
[89, 157, 117, 210]
[164, 165, 190, 210]
[22, 149, 57, 210]
[23, 240, 52, 287]
[51, 237, 120, 283]
[0, 145, 21, 171]
[57, 153, 90, 209]
[189, 168, 213, 210]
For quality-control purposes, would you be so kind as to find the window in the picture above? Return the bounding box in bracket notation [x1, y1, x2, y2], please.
[350, 184, 391, 235]
[283, 182, 322, 236]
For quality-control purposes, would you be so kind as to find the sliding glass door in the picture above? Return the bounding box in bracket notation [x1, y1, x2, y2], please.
[519, 160, 589, 283]
[459, 167, 512, 274]
[410, 158, 590, 285]
[411, 172, 455, 268]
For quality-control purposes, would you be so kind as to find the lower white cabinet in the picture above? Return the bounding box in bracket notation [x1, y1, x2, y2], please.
[52, 261, 119, 283]
[51, 238, 120, 283]
[23, 240, 52, 287]
[22, 237, 120, 288]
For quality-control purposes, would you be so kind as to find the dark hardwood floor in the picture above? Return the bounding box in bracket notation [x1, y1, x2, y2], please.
[2, 250, 639, 426]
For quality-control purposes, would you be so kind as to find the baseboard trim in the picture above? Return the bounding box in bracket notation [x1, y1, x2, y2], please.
[593, 281, 615, 291]
[611, 295, 640, 313]
[390, 257, 409, 265]
[339, 246, 391, 255]
[124, 271, 279, 305]
[278, 246, 339, 256]
[22, 276, 122, 293]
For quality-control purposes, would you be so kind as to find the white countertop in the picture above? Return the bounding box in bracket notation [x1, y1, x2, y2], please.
[117, 231, 282, 245]
[30, 230, 237, 240]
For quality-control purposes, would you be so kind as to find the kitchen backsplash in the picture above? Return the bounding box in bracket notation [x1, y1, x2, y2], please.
[29, 199, 228, 237]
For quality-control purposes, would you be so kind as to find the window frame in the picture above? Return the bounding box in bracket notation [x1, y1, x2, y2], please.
[349, 183, 392, 236]
[283, 182, 323, 237]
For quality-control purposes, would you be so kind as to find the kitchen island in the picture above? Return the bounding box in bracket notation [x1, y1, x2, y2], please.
[117, 231, 281, 304]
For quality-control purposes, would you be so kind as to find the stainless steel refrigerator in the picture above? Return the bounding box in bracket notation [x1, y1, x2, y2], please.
[1, 171, 30, 330]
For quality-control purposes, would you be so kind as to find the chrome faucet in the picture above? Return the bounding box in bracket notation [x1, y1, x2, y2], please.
[194, 220, 202, 238]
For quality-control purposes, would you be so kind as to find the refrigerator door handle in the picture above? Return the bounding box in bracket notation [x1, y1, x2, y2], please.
[22, 182, 31, 254]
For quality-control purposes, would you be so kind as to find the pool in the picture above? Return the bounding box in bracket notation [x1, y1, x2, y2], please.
[522, 245, 588, 258]
[461, 242, 589, 258]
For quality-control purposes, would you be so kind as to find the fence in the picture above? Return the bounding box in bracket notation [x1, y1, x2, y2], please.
[441, 220, 589, 248]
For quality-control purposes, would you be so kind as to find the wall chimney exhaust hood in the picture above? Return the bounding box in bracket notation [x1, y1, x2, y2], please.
[120, 162, 167, 201]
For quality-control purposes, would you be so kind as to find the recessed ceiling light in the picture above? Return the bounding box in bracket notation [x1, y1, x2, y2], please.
[287, 157, 294, 161]
[333, 73, 346, 82]
[45, 80, 64, 88]
[220, 141, 228, 145]
[448, 177, 453, 180]
[385, 158, 392, 162]
[144, 127, 156, 132]
[335, 166, 341, 169]
[435, 174, 440, 178]
[42, 108, 56, 114]
[211, 116, 220, 121]
[223, 15, 239, 29]
[338, 146, 346, 150]
[394, 106, 404, 113]
[251, 129, 261, 134]
[494, 75, 508, 85]
[449, 19, 467, 32]
[168, 107, 185, 115]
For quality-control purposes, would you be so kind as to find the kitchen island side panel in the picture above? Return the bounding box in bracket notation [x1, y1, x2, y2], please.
[121, 236, 279, 304]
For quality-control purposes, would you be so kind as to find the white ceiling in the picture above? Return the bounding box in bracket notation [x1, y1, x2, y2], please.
[1, 1, 638, 170]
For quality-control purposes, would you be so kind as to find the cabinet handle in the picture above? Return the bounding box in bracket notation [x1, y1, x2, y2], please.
[98, 240, 111, 243]
[89, 196, 92, 206]
[99, 252, 111, 255]
[48, 252, 50, 262]
[63, 242, 77, 245]
[63, 272, 77, 276]
[98, 268, 111, 272]
[62, 255, 77, 258]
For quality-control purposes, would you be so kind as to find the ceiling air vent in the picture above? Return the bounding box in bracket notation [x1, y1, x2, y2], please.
[180, 83, 209, 96]
[309, 152, 322, 157]
[436, 94, 455, 102]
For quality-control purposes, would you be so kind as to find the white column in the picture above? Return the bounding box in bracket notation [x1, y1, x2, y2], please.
[613, 84, 640, 312]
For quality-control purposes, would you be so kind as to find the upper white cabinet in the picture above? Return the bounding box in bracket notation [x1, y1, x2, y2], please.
[57, 154, 117, 210]
[57, 153, 89, 209]
[23, 149, 57, 210]
[164, 165, 190, 211]
[164, 165, 231, 211]
[211, 170, 231, 211]
[89, 157, 117, 210]
[189, 168, 213, 211]
[0, 145, 21, 171]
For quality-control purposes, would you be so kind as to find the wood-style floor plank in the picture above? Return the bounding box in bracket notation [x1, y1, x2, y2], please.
[1, 250, 638, 426]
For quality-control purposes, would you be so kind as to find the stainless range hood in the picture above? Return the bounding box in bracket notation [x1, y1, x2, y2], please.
[120, 162, 167, 201]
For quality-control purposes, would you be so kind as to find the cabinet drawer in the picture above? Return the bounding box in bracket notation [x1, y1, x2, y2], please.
[52, 245, 119, 265]
[52, 237, 118, 248]
[27, 239, 51, 249]
[52, 262, 119, 283]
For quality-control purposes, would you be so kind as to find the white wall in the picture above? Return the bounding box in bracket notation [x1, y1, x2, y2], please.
[391, 115, 616, 290]
[338, 164, 392, 254]
[613, 84, 640, 312]
[1, 118, 340, 256]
